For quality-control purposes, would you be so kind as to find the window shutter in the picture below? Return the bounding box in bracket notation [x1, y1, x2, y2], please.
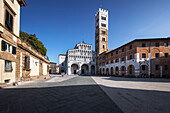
[12, 46, 16, 55]
[1, 40, 7, 51]
[28, 56, 30, 69]
[10, 15, 13, 32]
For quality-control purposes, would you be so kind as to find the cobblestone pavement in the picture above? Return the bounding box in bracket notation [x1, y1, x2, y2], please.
[92, 76, 170, 113]
[0, 75, 123, 113]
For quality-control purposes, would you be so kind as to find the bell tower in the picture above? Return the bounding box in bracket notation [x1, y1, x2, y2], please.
[95, 8, 108, 55]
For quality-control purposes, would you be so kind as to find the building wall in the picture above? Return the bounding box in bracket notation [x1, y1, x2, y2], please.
[59, 55, 66, 73]
[49, 63, 56, 74]
[98, 39, 170, 78]
[0, 0, 26, 83]
[43, 62, 48, 75]
[30, 56, 39, 76]
[0, 59, 16, 83]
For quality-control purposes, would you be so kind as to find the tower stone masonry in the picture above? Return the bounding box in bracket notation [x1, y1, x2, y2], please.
[95, 8, 108, 55]
[95, 8, 108, 74]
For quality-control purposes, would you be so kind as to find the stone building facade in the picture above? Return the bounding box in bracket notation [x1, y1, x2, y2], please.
[49, 62, 56, 74]
[59, 54, 66, 74]
[0, 0, 26, 83]
[61, 42, 96, 75]
[0, 0, 49, 84]
[98, 38, 170, 78]
[16, 39, 49, 81]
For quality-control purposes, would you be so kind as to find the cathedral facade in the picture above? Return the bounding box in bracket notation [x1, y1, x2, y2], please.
[59, 42, 96, 75]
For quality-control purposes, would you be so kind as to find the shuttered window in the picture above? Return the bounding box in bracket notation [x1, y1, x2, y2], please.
[12, 46, 16, 55]
[1, 40, 10, 52]
[25, 56, 30, 70]
[5, 9, 13, 32]
[1, 40, 7, 51]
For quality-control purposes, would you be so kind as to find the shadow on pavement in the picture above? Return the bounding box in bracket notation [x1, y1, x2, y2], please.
[0, 85, 123, 113]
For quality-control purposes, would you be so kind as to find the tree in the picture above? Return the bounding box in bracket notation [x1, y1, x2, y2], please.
[20, 31, 47, 56]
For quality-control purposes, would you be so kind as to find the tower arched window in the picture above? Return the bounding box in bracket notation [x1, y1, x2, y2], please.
[103, 45, 105, 49]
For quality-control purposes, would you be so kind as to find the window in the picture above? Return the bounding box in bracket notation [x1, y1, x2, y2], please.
[5, 9, 13, 32]
[101, 16, 106, 20]
[116, 59, 118, 63]
[130, 55, 133, 60]
[164, 42, 168, 47]
[5, 60, 12, 72]
[155, 43, 159, 47]
[122, 48, 124, 52]
[62, 63, 64, 66]
[165, 53, 168, 58]
[122, 58, 124, 61]
[142, 43, 146, 47]
[111, 60, 113, 63]
[1, 40, 11, 52]
[155, 65, 159, 70]
[102, 31, 106, 34]
[142, 53, 146, 58]
[12, 46, 16, 55]
[102, 37, 105, 41]
[103, 45, 105, 49]
[111, 53, 113, 56]
[101, 23, 106, 27]
[25, 56, 30, 70]
[155, 53, 159, 58]
[142, 65, 146, 70]
[165, 65, 168, 71]
[129, 45, 132, 50]
[116, 51, 118, 54]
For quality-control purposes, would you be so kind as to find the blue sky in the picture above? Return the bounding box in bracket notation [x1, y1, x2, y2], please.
[20, 0, 170, 64]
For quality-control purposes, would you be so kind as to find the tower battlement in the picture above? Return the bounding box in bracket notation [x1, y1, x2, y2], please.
[99, 8, 108, 13]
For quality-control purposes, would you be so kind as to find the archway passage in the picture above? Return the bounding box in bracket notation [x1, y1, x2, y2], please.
[106, 68, 109, 75]
[111, 67, 114, 75]
[121, 66, 126, 76]
[91, 65, 95, 75]
[115, 67, 119, 75]
[103, 68, 105, 75]
[81, 64, 89, 75]
[71, 64, 79, 74]
[128, 65, 135, 76]
[140, 65, 148, 78]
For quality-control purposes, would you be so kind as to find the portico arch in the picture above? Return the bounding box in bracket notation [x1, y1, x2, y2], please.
[128, 65, 135, 76]
[120, 66, 126, 76]
[81, 64, 89, 75]
[111, 67, 114, 75]
[71, 64, 79, 74]
[106, 68, 109, 75]
[115, 67, 119, 76]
